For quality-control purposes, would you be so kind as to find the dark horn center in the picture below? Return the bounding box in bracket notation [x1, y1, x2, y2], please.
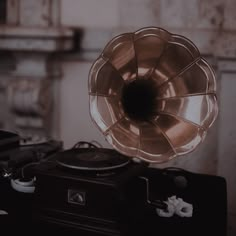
[121, 79, 158, 121]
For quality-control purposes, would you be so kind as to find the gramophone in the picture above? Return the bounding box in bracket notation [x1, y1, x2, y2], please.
[10, 27, 226, 236]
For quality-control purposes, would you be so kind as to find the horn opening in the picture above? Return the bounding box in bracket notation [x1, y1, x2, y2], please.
[121, 79, 158, 122]
[88, 27, 218, 163]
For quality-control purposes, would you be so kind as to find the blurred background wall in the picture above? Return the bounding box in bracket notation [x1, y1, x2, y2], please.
[0, 0, 235, 235]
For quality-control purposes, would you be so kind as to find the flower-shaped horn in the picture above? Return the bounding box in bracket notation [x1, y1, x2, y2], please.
[88, 27, 218, 163]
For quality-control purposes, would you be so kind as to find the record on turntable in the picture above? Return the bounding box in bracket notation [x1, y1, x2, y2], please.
[56, 148, 131, 172]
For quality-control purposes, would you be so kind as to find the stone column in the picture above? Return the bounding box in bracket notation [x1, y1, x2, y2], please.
[0, 0, 74, 139]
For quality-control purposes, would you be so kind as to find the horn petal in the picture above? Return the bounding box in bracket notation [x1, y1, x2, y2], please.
[102, 33, 137, 81]
[157, 94, 218, 130]
[153, 114, 205, 155]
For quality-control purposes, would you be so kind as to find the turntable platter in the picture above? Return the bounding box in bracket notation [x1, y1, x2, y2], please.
[56, 148, 130, 171]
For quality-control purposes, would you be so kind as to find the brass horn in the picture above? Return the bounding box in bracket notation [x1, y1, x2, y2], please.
[88, 27, 218, 163]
